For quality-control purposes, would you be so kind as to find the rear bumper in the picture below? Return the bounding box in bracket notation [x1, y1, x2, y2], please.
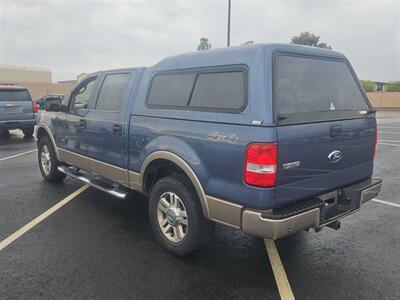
[241, 177, 382, 239]
[0, 119, 36, 130]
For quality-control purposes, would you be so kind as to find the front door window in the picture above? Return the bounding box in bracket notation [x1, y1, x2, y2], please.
[70, 77, 97, 111]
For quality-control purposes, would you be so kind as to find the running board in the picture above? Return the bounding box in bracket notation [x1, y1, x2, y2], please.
[57, 166, 129, 199]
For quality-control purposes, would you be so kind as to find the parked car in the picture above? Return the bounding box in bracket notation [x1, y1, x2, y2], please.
[35, 94, 64, 110]
[35, 44, 382, 256]
[0, 85, 37, 138]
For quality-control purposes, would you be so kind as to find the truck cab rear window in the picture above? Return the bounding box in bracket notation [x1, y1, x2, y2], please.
[96, 73, 131, 112]
[147, 68, 246, 112]
[0, 90, 31, 102]
[275, 55, 369, 117]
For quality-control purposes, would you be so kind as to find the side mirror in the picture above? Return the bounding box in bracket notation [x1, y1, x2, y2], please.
[45, 98, 62, 112]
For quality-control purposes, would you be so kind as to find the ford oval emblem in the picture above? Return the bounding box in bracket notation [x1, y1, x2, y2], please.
[328, 150, 343, 163]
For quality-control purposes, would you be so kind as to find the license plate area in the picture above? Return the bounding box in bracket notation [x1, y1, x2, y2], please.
[0, 106, 18, 114]
[318, 189, 360, 225]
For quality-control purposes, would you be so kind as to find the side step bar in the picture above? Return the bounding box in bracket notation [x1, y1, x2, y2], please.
[58, 166, 129, 199]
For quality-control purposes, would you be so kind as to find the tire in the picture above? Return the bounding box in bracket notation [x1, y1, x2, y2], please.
[149, 174, 214, 256]
[0, 130, 10, 139]
[22, 127, 34, 138]
[37, 136, 66, 182]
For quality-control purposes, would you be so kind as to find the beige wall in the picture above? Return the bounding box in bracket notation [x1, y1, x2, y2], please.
[366, 92, 400, 110]
[18, 82, 75, 100]
[0, 65, 52, 84]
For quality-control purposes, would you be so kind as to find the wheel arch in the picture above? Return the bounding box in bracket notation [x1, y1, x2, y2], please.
[35, 123, 60, 160]
[139, 151, 210, 219]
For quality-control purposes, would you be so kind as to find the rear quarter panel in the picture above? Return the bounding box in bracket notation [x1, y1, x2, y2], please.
[129, 116, 277, 209]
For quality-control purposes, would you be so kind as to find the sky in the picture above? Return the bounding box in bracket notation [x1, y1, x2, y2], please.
[0, 0, 399, 82]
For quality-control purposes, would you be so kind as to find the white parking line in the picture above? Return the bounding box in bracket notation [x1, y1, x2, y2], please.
[0, 185, 89, 252]
[379, 131, 400, 134]
[379, 126, 400, 129]
[262, 197, 400, 300]
[378, 142, 400, 147]
[265, 239, 295, 300]
[378, 140, 400, 143]
[0, 149, 37, 162]
[372, 198, 400, 208]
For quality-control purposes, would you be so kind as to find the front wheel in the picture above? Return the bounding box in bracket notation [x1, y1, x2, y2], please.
[37, 136, 66, 182]
[149, 175, 214, 256]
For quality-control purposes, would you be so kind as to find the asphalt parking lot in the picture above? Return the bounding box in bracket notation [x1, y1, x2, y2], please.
[0, 111, 399, 300]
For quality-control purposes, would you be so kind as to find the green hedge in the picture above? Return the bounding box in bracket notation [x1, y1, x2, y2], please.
[360, 80, 376, 92]
[385, 81, 400, 92]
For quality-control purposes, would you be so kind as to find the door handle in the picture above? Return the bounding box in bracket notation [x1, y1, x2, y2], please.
[79, 119, 86, 129]
[112, 124, 122, 136]
[330, 125, 342, 137]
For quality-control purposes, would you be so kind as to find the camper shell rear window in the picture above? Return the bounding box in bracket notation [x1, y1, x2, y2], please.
[273, 52, 370, 124]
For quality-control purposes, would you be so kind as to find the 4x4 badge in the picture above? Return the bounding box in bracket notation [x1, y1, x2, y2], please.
[207, 131, 239, 144]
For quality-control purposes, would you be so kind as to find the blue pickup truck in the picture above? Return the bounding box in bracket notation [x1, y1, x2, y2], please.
[35, 43, 382, 255]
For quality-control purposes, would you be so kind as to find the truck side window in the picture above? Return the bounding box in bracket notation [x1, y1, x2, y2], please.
[189, 71, 245, 111]
[147, 73, 196, 107]
[95, 73, 131, 112]
[146, 68, 247, 112]
[70, 77, 97, 111]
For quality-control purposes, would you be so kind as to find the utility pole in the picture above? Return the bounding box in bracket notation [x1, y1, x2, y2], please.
[227, 0, 231, 47]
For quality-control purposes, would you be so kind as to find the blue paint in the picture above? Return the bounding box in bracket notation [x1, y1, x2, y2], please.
[38, 43, 376, 210]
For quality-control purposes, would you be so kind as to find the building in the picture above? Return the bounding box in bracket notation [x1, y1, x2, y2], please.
[0, 64, 52, 84]
[57, 73, 88, 86]
[0, 64, 75, 100]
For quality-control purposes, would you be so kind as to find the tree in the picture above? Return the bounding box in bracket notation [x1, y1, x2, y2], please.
[197, 37, 211, 51]
[360, 80, 376, 92]
[291, 32, 332, 49]
[384, 81, 400, 92]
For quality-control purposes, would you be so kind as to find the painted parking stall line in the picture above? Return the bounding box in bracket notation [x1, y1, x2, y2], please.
[372, 198, 400, 208]
[379, 131, 400, 134]
[0, 184, 89, 252]
[0, 149, 37, 162]
[378, 140, 400, 143]
[378, 142, 400, 147]
[263, 197, 399, 300]
[265, 239, 295, 300]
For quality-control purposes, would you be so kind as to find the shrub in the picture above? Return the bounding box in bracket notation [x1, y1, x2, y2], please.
[360, 80, 376, 92]
[384, 81, 400, 92]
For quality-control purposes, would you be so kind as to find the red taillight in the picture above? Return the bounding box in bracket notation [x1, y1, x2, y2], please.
[373, 128, 378, 159]
[244, 143, 278, 187]
[32, 101, 38, 113]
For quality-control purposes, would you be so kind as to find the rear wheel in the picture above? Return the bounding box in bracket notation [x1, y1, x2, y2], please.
[149, 174, 214, 256]
[0, 130, 10, 139]
[38, 136, 66, 182]
[22, 127, 34, 138]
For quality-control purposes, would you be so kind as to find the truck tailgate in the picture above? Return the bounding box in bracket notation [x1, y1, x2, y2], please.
[275, 117, 376, 206]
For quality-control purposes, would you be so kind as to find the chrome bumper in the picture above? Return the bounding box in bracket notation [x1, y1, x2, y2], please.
[241, 178, 382, 240]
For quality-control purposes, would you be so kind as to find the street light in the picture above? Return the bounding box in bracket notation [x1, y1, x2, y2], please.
[227, 0, 231, 47]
